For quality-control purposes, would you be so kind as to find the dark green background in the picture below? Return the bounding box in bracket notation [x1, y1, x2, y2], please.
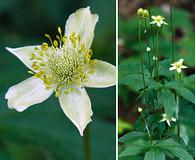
[0, 0, 116, 159]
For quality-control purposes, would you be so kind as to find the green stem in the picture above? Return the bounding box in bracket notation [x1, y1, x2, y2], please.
[155, 29, 160, 81]
[170, 0, 175, 62]
[141, 112, 152, 144]
[176, 74, 182, 143]
[83, 127, 90, 160]
[138, 19, 147, 104]
[144, 20, 152, 76]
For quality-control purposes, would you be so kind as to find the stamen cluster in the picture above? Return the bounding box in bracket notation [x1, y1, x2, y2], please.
[29, 27, 97, 96]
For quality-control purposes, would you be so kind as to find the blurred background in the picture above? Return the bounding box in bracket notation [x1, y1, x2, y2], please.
[118, 0, 195, 150]
[0, 0, 116, 159]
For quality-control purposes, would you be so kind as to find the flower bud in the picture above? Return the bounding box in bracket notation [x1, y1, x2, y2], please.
[138, 107, 143, 113]
[137, 8, 144, 17]
[143, 9, 149, 18]
[147, 47, 151, 52]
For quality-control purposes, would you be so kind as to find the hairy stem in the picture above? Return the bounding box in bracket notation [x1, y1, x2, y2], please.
[138, 19, 147, 104]
[140, 112, 153, 144]
[170, 0, 175, 62]
[144, 20, 152, 76]
[83, 127, 90, 160]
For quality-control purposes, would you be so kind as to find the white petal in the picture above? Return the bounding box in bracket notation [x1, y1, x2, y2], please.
[172, 118, 177, 122]
[157, 23, 161, 27]
[150, 21, 156, 24]
[84, 60, 116, 88]
[6, 46, 40, 71]
[166, 120, 171, 127]
[65, 7, 99, 49]
[59, 87, 92, 136]
[151, 16, 155, 19]
[5, 77, 53, 112]
[177, 68, 182, 73]
[169, 66, 176, 71]
[178, 58, 184, 64]
[181, 65, 188, 69]
[159, 118, 166, 122]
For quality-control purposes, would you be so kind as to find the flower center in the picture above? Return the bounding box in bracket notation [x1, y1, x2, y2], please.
[29, 27, 96, 96]
[155, 16, 163, 22]
[175, 63, 182, 68]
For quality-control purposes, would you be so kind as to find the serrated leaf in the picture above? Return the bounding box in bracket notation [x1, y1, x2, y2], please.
[144, 148, 165, 160]
[156, 138, 193, 160]
[119, 131, 147, 143]
[158, 59, 173, 78]
[119, 63, 150, 91]
[158, 89, 176, 118]
[119, 139, 151, 157]
[166, 81, 195, 104]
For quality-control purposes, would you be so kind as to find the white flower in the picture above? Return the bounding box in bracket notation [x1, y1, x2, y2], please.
[146, 47, 151, 52]
[5, 7, 116, 136]
[153, 56, 157, 61]
[150, 15, 168, 27]
[169, 58, 188, 74]
[159, 114, 176, 127]
[138, 107, 143, 113]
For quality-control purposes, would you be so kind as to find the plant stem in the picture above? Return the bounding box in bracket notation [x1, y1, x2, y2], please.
[155, 29, 160, 81]
[140, 112, 152, 144]
[176, 93, 180, 143]
[138, 19, 147, 104]
[83, 127, 90, 160]
[170, 0, 175, 62]
[144, 20, 152, 76]
[176, 74, 182, 143]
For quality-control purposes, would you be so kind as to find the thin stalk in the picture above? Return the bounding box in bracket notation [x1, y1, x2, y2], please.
[176, 74, 182, 143]
[155, 29, 160, 81]
[147, 0, 158, 108]
[138, 19, 147, 104]
[170, 0, 175, 62]
[83, 127, 90, 160]
[144, 20, 152, 76]
[140, 112, 153, 144]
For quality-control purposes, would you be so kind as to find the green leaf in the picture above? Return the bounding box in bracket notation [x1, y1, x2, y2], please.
[158, 59, 173, 78]
[156, 139, 180, 150]
[144, 148, 165, 160]
[158, 89, 176, 118]
[119, 139, 151, 157]
[168, 147, 193, 160]
[119, 63, 150, 91]
[166, 81, 195, 104]
[119, 131, 147, 143]
[157, 139, 193, 160]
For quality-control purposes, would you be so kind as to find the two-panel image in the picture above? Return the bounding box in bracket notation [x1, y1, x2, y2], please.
[0, 0, 195, 159]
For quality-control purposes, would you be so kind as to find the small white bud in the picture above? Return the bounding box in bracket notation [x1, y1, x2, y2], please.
[153, 56, 157, 61]
[138, 107, 143, 113]
[146, 47, 151, 52]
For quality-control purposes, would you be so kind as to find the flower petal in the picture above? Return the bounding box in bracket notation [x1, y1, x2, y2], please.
[59, 87, 92, 136]
[169, 66, 176, 71]
[6, 46, 40, 71]
[179, 58, 184, 64]
[177, 68, 182, 73]
[166, 120, 171, 127]
[65, 7, 99, 49]
[84, 60, 116, 88]
[181, 65, 188, 69]
[5, 77, 53, 112]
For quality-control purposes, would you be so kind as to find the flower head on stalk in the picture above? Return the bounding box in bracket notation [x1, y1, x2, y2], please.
[5, 7, 116, 136]
[137, 8, 149, 18]
[159, 113, 176, 127]
[169, 58, 188, 74]
[150, 15, 168, 27]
